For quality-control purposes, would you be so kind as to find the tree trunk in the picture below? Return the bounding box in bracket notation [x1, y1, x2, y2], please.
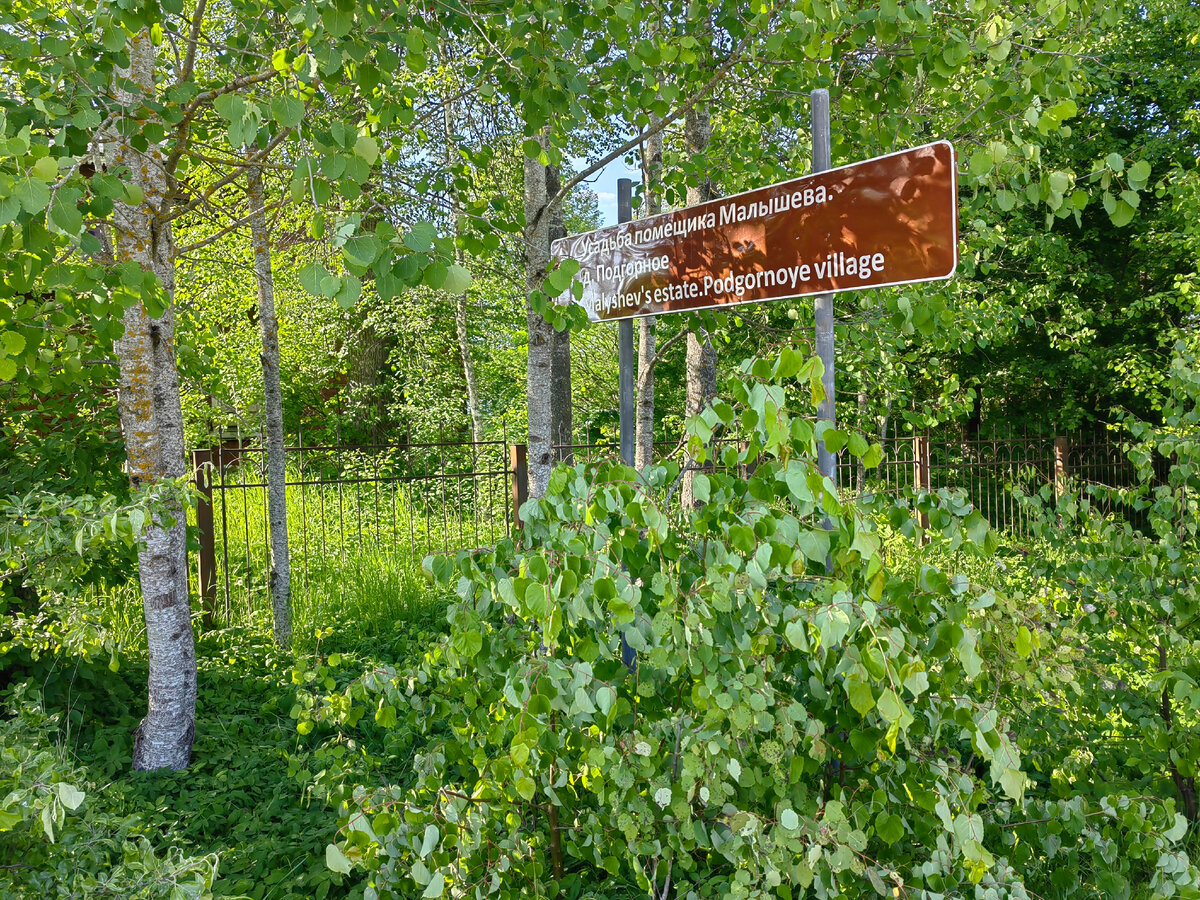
[681, 105, 718, 508]
[524, 131, 554, 499]
[546, 164, 572, 464]
[112, 31, 196, 771]
[455, 294, 484, 444]
[635, 120, 663, 471]
[246, 165, 290, 649]
[856, 389, 868, 492]
[442, 83, 485, 445]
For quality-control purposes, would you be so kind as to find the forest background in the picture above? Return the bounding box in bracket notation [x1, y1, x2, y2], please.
[1, 0, 1199, 896]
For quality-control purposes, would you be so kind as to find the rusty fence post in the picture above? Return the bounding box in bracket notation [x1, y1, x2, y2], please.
[914, 435, 931, 538]
[1054, 435, 1070, 500]
[192, 448, 217, 620]
[510, 443, 528, 533]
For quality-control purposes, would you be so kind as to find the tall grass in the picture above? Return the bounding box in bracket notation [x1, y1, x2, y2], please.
[192, 453, 508, 652]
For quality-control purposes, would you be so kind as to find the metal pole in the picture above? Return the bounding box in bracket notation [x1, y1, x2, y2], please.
[617, 178, 635, 467]
[811, 89, 837, 488]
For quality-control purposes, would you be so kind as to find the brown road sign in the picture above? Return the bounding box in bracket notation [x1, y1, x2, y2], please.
[552, 141, 958, 323]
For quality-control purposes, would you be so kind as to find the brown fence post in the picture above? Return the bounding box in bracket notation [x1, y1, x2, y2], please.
[1054, 435, 1070, 499]
[914, 435, 931, 538]
[510, 443, 528, 532]
[192, 448, 217, 620]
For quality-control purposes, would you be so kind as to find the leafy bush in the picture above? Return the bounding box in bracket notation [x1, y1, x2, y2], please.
[0, 687, 218, 898]
[312, 349, 1199, 899]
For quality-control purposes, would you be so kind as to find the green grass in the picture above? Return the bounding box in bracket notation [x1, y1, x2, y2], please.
[202, 464, 508, 628]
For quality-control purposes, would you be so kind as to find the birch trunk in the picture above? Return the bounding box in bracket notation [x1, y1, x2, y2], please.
[455, 294, 484, 444]
[246, 165, 290, 648]
[112, 31, 196, 771]
[635, 120, 663, 471]
[546, 163, 572, 464]
[681, 105, 719, 508]
[442, 86, 485, 444]
[524, 131, 554, 498]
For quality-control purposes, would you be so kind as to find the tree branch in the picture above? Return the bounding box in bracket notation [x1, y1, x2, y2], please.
[637, 325, 688, 395]
[177, 197, 291, 254]
[179, 0, 209, 86]
[551, 28, 759, 210]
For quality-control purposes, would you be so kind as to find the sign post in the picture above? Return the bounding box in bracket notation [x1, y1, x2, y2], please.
[553, 143, 957, 322]
[811, 88, 837, 488]
[557, 135, 958, 481]
[617, 179, 635, 466]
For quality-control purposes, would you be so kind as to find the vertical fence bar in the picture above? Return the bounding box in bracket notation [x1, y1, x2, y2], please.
[192, 448, 217, 620]
[217, 442, 231, 619]
[511, 443, 528, 532]
[914, 434, 931, 539]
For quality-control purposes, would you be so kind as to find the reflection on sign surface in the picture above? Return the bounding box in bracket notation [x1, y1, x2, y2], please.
[553, 141, 958, 323]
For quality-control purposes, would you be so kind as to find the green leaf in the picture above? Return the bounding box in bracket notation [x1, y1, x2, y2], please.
[419, 824, 439, 858]
[796, 531, 830, 563]
[969, 149, 993, 178]
[50, 192, 83, 234]
[1, 331, 26, 357]
[326, 843, 352, 874]
[847, 679, 875, 715]
[354, 135, 379, 165]
[862, 443, 883, 469]
[55, 782, 84, 811]
[876, 812, 905, 845]
[443, 264, 472, 295]
[335, 275, 362, 309]
[270, 95, 305, 128]
[1105, 152, 1125, 173]
[32, 156, 58, 182]
[1165, 813, 1188, 843]
[1015, 625, 1032, 658]
[404, 222, 437, 253]
[784, 620, 808, 650]
[1109, 198, 1136, 227]
[522, 138, 542, 159]
[780, 808, 799, 831]
[515, 776, 536, 800]
[13, 176, 50, 213]
[1127, 159, 1151, 189]
[299, 262, 330, 296]
[453, 629, 482, 659]
[821, 428, 847, 453]
[422, 872, 445, 899]
[876, 688, 904, 724]
[343, 234, 381, 268]
[596, 685, 616, 718]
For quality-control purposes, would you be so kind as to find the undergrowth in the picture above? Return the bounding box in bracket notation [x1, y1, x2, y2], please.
[1, 563, 449, 899]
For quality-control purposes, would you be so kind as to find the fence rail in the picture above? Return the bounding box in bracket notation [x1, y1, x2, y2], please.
[192, 426, 1132, 612]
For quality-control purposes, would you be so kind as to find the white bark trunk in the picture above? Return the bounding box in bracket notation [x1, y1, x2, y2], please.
[546, 164, 572, 463]
[635, 120, 663, 471]
[681, 105, 718, 508]
[112, 31, 196, 771]
[524, 131, 553, 498]
[455, 294, 484, 444]
[247, 165, 291, 648]
[441, 85, 485, 445]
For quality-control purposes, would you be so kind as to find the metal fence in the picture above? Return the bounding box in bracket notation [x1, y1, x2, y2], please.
[193, 424, 1134, 611]
[193, 435, 515, 614]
